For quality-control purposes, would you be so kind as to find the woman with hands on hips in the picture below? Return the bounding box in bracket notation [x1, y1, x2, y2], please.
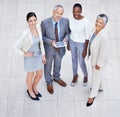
[13, 12, 46, 101]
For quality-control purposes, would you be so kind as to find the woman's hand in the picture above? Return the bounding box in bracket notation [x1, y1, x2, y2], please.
[95, 64, 101, 70]
[42, 55, 46, 64]
[63, 38, 67, 44]
[24, 52, 34, 57]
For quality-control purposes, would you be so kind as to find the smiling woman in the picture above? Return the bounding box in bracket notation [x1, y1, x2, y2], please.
[95, 14, 108, 33]
[13, 12, 46, 101]
[87, 14, 109, 107]
[26, 12, 37, 32]
[69, 3, 91, 87]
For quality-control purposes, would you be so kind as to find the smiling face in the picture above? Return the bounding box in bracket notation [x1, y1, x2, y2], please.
[52, 7, 64, 22]
[95, 18, 105, 32]
[73, 6, 82, 19]
[27, 16, 37, 29]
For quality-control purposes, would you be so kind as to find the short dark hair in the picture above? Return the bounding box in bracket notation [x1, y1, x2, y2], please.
[26, 12, 37, 21]
[73, 3, 82, 11]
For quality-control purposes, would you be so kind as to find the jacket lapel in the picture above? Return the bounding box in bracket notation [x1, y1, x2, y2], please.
[60, 18, 64, 40]
[49, 18, 55, 38]
[28, 28, 33, 45]
[36, 24, 42, 39]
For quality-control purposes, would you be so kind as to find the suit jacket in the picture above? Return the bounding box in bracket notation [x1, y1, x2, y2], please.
[41, 17, 69, 56]
[13, 24, 45, 56]
[90, 29, 109, 68]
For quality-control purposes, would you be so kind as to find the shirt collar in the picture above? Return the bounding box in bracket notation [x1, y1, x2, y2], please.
[51, 18, 60, 25]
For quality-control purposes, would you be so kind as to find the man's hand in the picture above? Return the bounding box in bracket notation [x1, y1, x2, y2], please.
[42, 55, 46, 64]
[51, 40, 56, 47]
[63, 38, 67, 44]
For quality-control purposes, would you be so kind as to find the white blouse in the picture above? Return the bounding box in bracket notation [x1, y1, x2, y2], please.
[69, 16, 91, 43]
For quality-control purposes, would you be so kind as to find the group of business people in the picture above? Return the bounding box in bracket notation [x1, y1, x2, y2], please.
[13, 3, 109, 107]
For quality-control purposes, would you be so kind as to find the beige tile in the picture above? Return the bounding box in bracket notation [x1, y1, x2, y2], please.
[58, 101, 74, 117]
[75, 101, 92, 117]
[0, 79, 9, 99]
[106, 79, 120, 100]
[92, 101, 108, 117]
[11, 53, 26, 78]
[7, 100, 24, 117]
[107, 101, 120, 117]
[0, 100, 7, 117]
[40, 101, 57, 117]
[23, 100, 40, 117]
[8, 78, 25, 99]
[57, 80, 74, 101]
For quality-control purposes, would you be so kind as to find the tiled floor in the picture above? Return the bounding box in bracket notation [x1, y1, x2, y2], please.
[0, 0, 120, 117]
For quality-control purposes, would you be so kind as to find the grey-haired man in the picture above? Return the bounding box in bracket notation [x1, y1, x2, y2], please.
[41, 5, 69, 94]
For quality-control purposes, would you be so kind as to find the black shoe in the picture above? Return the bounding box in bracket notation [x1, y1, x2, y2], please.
[33, 90, 42, 97]
[86, 97, 95, 107]
[27, 89, 40, 101]
[90, 88, 103, 92]
[98, 89, 103, 92]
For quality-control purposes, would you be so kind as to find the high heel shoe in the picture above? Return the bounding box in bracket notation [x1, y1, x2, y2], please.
[86, 97, 95, 107]
[33, 90, 42, 97]
[27, 89, 39, 101]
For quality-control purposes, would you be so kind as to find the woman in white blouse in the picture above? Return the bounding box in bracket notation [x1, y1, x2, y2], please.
[86, 14, 108, 106]
[13, 12, 46, 101]
[69, 3, 91, 87]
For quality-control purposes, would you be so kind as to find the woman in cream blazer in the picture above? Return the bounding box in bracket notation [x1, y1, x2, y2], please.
[13, 22, 44, 56]
[86, 14, 109, 106]
[13, 12, 46, 101]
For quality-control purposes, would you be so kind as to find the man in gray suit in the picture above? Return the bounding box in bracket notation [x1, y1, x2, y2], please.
[41, 5, 69, 94]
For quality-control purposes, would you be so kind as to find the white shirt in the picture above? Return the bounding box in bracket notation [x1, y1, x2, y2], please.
[69, 16, 91, 43]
